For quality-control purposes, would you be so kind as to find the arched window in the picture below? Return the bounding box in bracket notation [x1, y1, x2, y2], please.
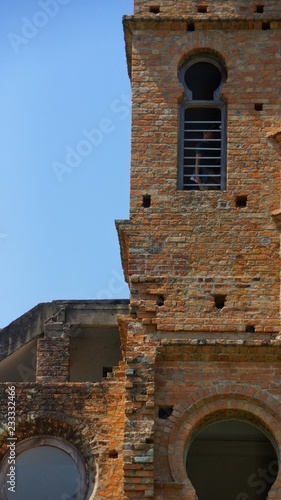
[186, 419, 278, 499]
[178, 54, 227, 191]
[0, 436, 88, 500]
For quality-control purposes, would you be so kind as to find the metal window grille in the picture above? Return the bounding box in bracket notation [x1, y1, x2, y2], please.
[183, 115, 222, 190]
[178, 55, 227, 192]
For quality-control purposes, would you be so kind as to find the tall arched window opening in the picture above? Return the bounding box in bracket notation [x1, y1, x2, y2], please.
[178, 54, 227, 191]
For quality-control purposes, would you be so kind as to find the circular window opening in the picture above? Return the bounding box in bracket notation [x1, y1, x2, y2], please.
[186, 419, 278, 499]
[0, 437, 88, 500]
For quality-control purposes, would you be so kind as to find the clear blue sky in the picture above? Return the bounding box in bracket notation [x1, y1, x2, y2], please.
[0, 0, 133, 328]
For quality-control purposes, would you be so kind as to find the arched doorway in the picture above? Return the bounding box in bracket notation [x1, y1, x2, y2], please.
[186, 419, 278, 500]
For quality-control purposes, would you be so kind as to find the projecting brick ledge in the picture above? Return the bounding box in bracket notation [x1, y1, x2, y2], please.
[271, 208, 281, 229]
[160, 338, 281, 346]
[267, 127, 281, 143]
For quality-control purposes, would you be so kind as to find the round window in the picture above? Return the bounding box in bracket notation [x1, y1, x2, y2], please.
[0, 437, 87, 500]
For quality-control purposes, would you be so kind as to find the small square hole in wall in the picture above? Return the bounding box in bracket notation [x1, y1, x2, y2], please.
[142, 195, 151, 208]
[255, 5, 264, 13]
[187, 22, 195, 32]
[197, 4, 207, 13]
[236, 195, 247, 208]
[158, 406, 174, 420]
[255, 103, 263, 111]
[262, 21, 270, 30]
[149, 5, 160, 13]
[109, 450, 118, 459]
[246, 325, 256, 333]
[214, 294, 226, 310]
[157, 295, 165, 307]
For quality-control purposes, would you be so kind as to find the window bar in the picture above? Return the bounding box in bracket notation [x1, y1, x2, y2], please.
[183, 120, 222, 190]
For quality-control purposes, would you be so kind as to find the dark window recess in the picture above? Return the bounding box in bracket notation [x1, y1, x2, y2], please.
[214, 294, 226, 309]
[236, 195, 247, 208]
[186, 420, 278, 500]
[184, 62, 221, 100]
[256, 5, 264, 13]
[197, 5, 207, 13]
[109, 450, 118, 459]
[157, 295, 165, 306]
[255, 103, 263, 111]
[143, 195, 151, 208]
[262, 22, 270, 30]
[158, 406, 174, 420]
[149, 5, 160, 13]
[102, 366, 113, 378]
[246, 325, 255, 333]
[187, 22, 195, 32]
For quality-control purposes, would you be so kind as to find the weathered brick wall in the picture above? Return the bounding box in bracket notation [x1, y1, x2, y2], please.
[123, 318, 157, 499]
[133, 0, 281, 18]
[125, 19, 281, 335]
[0, 362, 126, 499]
[154, 342, 281, 498]
[120, 1, 281, 499]
[0, 303, 129, 498]
[36, 337, 70, 382]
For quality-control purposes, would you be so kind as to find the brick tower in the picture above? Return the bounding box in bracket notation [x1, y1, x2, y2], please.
[117, 1, 281, 498]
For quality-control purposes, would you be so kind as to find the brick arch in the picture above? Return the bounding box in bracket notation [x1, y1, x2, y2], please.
[147, 35, 231, 104]
[163, 387, 281, 497]
[169, 33, 230, 101]
[0, 411, 98, 500]
[0, 411, 94, 471]
[176, 46, 228, 109]
[0, 435, 89, 500]
[177, 46, 228, 76]
[173, 383, 281, 429]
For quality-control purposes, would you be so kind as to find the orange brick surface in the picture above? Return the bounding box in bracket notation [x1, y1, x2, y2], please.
[120, 0, 281, 498]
